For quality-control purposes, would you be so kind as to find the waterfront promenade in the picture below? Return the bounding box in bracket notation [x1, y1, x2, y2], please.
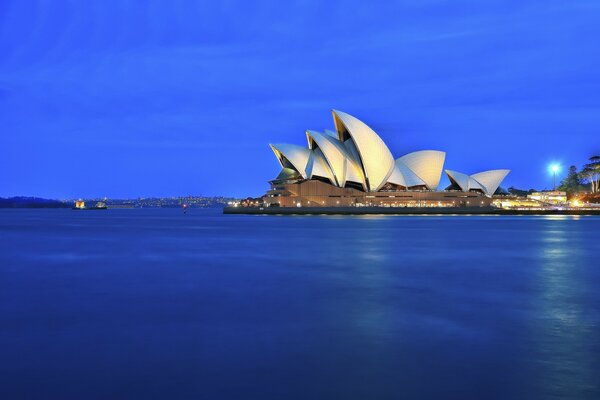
[224, 206, 600, 216]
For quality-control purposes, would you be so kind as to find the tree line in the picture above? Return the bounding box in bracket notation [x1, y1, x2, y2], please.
[558, 155, 600, 193]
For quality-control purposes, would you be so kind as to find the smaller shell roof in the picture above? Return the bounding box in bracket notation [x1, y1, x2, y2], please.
[471, 170, 511, 196]
[393, 161, 427, 188]
[269, 143, 312, 179]
[446, 169, 510, 197]
[397, 150, 446, 190]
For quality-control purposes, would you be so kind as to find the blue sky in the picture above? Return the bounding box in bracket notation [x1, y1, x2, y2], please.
[1, 0, 599, 198]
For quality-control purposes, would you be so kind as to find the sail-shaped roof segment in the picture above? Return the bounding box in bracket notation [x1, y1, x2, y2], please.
[269, 143, 311, 179]
[446, 169, 509, 197]
[341, 135, 368, 190]
[343, 139, 362, 171]
[272, 167, 302, 182]
[445, 170, 471, 192]
[395, 160, 427, 188]
[387, 164, 407, 187]
[306, 130, 367, 190]
[344, 152, 367, 191]
[306, 147, 336, 184]
[332, 110, 394, 192]
[306, 130, 348, 187]
[397, 150, 446, 190]
[468, 178, 484, 191]
[471, 170, 510, 196]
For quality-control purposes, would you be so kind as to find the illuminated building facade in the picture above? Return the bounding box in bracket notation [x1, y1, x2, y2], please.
[527, 191, 567, 205]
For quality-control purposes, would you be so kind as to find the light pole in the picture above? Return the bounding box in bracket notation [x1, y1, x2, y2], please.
[550, 164, 560, 191]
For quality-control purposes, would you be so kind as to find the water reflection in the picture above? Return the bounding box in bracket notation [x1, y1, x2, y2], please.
[3, 210, 599, 399]
[534, 219, 596, 398]
[318, 219, 397, 352]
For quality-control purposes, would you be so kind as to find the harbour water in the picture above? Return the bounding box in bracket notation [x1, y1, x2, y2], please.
[1, 209, 599, 399]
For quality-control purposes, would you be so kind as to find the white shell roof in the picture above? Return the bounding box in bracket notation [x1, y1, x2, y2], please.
[445, 170, 470, 192]
[306, 147, 336, 184]
[332, 110, 395, 192]
[342, 138, 367, 190]
[397, 150, 446, 190]
[306, 130, 348, 187]
[269, 143, 311, 179]
[471, 170, 510, 196]
[469, 178, 485, 191]
[394, 160, 427, 188]
[387, 164, 407, 187]
[446, 169, 510, 197]
[345, 159, 367, 190]
[273, 167, 301, 181]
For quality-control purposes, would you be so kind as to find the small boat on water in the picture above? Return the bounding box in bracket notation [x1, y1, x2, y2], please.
[72, 200, 108, 210]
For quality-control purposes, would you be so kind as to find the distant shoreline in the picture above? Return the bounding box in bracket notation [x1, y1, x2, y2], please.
[0, 196, 235, 209]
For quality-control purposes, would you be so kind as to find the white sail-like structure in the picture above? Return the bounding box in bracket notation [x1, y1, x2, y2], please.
[305, 130, 367, 190]
[397, 150, 446, 190]
[332, 110, 395, 192]
[388, 161, 427, 188]
[306, 130, 349, 187]
[446, 169, 510, 197]
[471, 170, 511, 196]
[269, 110, 509, 196]
[386, 164, 407, 187]
[306, 147, 336, 184]
[445, 170, 471, 192]
[269, 143, 312, 179]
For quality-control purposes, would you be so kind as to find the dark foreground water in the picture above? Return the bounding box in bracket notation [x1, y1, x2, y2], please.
[1, 209, 599, 400]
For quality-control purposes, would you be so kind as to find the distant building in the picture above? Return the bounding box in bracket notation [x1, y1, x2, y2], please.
[75, 200, 85, 209]
[527, 191, 567, 205]
[259, 110, 510, 208]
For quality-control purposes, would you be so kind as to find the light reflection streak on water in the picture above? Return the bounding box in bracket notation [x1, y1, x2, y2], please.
[320, 220, 396, 350]
[534, 219, 595, 398]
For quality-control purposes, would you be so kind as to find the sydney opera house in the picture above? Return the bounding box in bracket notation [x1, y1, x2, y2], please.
[262, 110, 509, 208]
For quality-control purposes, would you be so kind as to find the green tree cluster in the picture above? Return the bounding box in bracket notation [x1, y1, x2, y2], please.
[558, 156, 600, 193]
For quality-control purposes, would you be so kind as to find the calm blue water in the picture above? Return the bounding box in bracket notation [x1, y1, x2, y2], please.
[1, 209, 599, 399]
